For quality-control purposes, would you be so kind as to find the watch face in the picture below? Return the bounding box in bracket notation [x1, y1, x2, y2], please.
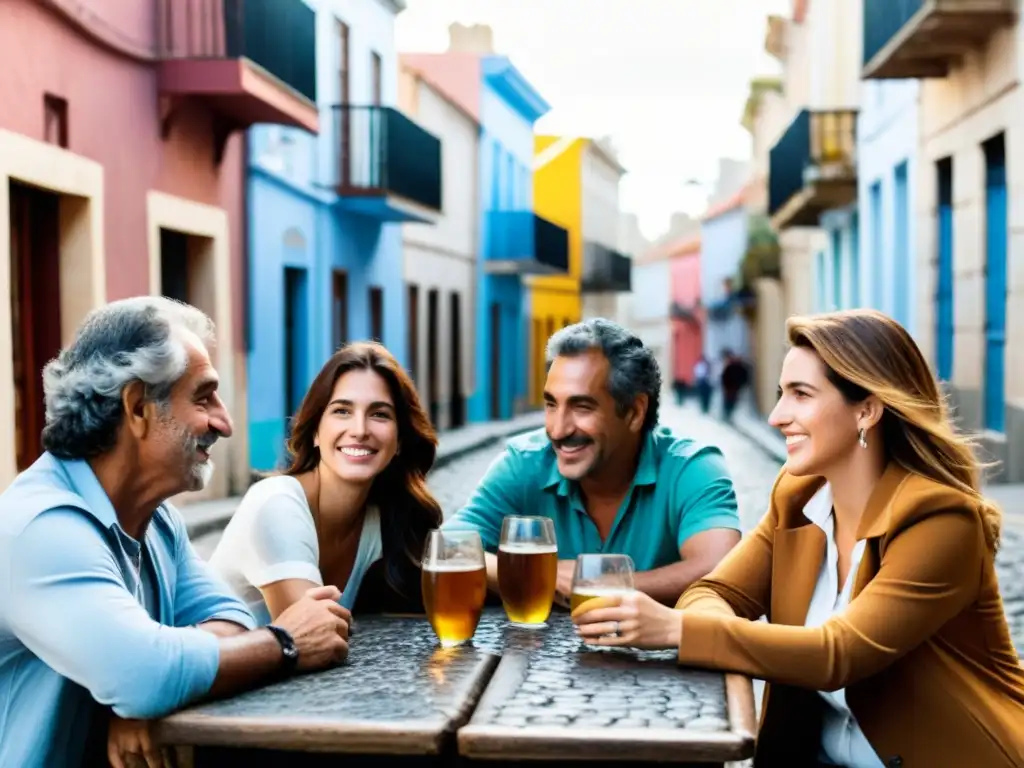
[283, 646, 299, 660]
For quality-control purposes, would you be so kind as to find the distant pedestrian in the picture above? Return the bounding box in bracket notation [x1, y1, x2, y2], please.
[693, 355, 712, 414]
[671, 376, 688, 406]
[719, 350, 749, 422]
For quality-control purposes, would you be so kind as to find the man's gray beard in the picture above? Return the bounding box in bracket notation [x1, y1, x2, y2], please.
[189, 458, 215, 490]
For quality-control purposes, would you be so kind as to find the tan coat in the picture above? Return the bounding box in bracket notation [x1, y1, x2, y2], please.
[676, 464, 1024, 767]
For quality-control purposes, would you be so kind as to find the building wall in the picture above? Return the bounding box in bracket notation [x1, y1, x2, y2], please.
[400, 73, 479, 429]
[470, 62, 542, 422]
[629, 258, 672, 385]
[817, 205, 860, 312]
[916, 23, 1023, 481]
[0, 0, 246, 494]
[529, 136, 584, 405]
[669, 249, 702, 384]
[700, 206, 749, 362]
[246, 0, 408, 470]
[857, 80, 919, 331]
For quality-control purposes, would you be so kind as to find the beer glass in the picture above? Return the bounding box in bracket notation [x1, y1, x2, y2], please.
[497, 516, 558, 627]
[421, 530, 487, 647]
[570, 553, 636, 612]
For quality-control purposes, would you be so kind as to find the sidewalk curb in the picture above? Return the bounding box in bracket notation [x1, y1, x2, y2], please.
[183, 415, 544, 539]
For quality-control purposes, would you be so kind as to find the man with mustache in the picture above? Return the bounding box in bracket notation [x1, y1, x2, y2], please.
[445, 318, 742, 607]
[0, 297, 350, 768]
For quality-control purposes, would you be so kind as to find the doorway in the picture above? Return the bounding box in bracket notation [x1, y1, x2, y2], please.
[490, 302, 501, 420]
[448, 291, 465, 428]
[284, 267, 308, 438]
[983, 134, 1007, 433]
[9, 181, 61, 471]
[332, 269, 349, 352]
[935, 157, 954, 381]
[368, 286, 383, 342]
[427, 288, 440, 427]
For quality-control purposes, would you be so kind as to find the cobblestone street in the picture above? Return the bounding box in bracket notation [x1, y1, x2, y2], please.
[193, 401, 1024, 655]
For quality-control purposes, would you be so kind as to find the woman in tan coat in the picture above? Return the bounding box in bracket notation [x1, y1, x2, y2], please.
[573, 310, 1024, 767]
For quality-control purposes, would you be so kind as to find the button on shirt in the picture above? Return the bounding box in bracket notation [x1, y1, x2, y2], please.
[0, 454, 257, 768]
[802, 483, 885, 768]
[443, 427, 741, 568]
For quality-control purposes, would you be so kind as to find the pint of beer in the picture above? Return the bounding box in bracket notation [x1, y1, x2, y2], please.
[421, 530, 487, 647]
[497, 517, 558, 627]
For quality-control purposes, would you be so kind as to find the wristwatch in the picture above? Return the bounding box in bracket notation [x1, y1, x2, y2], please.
[266, 625, 299, 671]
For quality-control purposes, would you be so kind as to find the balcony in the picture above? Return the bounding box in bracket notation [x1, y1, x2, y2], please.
[581, 242, 632, 293]
[157, 0, 319, 163]
[768, 109, 858, 230]
[332, 105, 443, 224]
[863, 0, 1016, 79]
[485, 211, 570, 276]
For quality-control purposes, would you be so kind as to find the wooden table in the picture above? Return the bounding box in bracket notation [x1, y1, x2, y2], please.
[156, 610, 755, 767]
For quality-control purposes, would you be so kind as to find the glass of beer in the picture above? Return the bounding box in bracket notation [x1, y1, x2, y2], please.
[421, 530, 487, 647]
[497, 516, 558, 627]
[570, 554, 636, 613]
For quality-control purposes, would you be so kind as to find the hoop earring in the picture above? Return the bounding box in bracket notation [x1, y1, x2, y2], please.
[858, 428, 868, 449]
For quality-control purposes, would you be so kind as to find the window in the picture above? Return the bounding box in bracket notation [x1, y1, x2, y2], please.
[332, 270, 349, 351]
[336, 21, 350, 103]
[369, 286, 384, 342]
[407, 284, 419, 381]
[44, 94, 68, 148]
[371, 52, 382, 105]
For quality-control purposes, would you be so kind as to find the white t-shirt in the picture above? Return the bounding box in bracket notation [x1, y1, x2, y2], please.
[208, 475, 382, 626]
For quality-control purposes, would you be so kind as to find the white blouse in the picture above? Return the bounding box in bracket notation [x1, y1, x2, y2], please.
[208, 475, 382, 626]
[801, 483, 885, 768]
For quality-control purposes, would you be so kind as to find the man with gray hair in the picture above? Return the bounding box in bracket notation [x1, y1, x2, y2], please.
[445, 318, 741, 609]
[0, 297, 350, 768]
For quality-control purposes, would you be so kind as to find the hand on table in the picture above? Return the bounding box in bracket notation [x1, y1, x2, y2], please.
[571, 589, 683, 650]
[107, 716, 172, 768]
[274, 585, 352, 670]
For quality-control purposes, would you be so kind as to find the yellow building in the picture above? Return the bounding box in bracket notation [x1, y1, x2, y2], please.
[528, 136, 586, 405]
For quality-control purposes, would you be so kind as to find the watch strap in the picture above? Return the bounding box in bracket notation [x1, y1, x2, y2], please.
[266, 624, 299, 671]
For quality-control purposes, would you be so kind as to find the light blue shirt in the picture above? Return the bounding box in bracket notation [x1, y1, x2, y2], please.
[0, 454, 257, 768]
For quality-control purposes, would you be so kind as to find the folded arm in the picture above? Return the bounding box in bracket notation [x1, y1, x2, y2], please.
[678, 507, 984, 691]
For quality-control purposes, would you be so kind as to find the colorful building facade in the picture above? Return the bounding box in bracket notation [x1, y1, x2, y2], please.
[246, 0, 443, 471]
[668, 237, 703, 388]
[403, 33, 567, 422]
[0, 0, 318, 497]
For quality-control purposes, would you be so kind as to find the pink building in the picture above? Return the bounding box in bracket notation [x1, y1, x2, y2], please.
[0, 0, 318, 498]
[668, 236, 703, 385]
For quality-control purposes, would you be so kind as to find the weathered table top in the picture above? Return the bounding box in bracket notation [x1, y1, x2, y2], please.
[154, 614, 500, 755]
[155, 609, 755, 762]
[459, 612, 756, 763]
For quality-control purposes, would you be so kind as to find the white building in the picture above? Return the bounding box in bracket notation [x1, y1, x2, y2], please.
[398, 58, 479, 430]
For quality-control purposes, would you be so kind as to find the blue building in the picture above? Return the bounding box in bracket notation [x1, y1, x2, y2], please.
[856, 80, 919, 333]
[472, 56, 568, 422]
[245, 0, 442, 471]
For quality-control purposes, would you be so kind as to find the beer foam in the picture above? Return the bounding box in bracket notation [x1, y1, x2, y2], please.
[498, 543, 558, 555]
[423, 562, 486, 572]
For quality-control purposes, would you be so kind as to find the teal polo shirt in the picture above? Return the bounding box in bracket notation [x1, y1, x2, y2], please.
[443, 426, 741, 570]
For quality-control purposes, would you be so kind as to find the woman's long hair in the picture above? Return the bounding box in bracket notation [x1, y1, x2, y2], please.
[283, 342, 443, 597]
[787, 309, 1002, 550]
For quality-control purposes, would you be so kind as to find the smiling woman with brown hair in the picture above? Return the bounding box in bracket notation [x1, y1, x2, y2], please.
[208, 341, 443, 627]
[573, 309, 1024, 767]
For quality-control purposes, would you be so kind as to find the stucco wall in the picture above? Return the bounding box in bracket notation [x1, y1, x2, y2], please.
[402, 77, 479, 427]
[917, 23, 1024, 481]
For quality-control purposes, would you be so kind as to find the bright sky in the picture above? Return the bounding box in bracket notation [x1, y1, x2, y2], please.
[396, 0, 789, 240]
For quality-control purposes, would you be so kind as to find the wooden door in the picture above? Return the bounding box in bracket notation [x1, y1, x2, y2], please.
[10, 182, 62, 470]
